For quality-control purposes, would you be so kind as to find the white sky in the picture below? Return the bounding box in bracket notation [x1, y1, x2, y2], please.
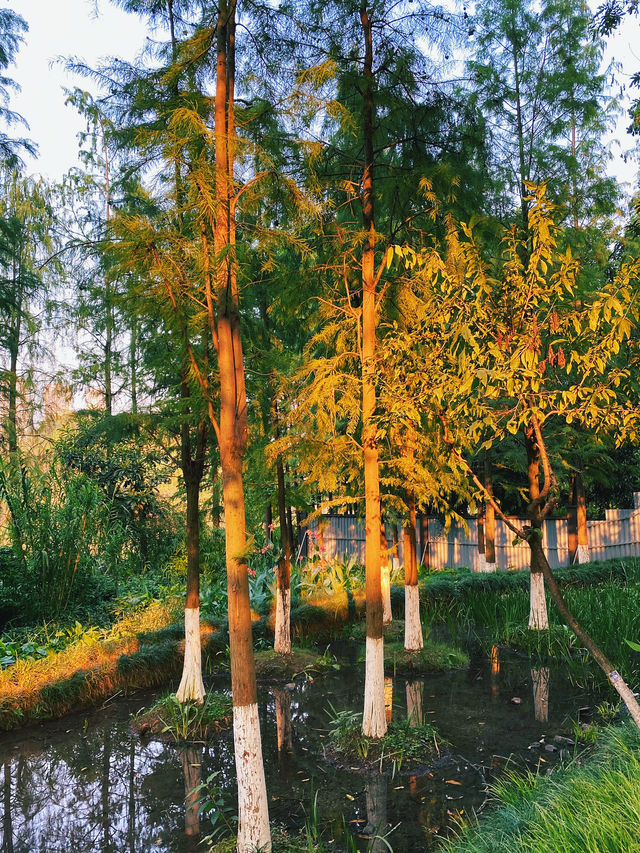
[9, 0, 148, 180]
[4, 0, 640, 194]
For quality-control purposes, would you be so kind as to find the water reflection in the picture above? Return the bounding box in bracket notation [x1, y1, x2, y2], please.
[273, 688, 293, 756]
[531, 666, 550, 723]
[178, 746, 202, 838]
[490, 645, 500, 702]
[406, 681, 423, 727]
[0, 649, 607, 853]
[364, 773, 388, 853]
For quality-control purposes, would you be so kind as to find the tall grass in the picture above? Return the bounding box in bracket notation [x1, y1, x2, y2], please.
[445, 722, 640, 853]
[0, 460, 124, 624]
[419, 560, 640, 677]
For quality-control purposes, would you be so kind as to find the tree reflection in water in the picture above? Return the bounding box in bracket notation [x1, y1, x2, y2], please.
[532, 666, 550, 723]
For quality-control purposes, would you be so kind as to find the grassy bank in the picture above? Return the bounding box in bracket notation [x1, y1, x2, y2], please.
[415, 558, 640, 675]
[445, 722, 640, 853]
[0, 604, 224, 730]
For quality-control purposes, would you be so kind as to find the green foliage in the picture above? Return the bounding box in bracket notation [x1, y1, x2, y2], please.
[56, 412, 179, 573]
[0, 458, 120, 625]
[193, 770, 238, 846]
[445, 722, 640, 853]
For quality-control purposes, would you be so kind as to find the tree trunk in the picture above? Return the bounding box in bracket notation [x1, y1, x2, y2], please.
[130, 314, 138, 414]
[525, 426, 549, 630]
[484, 456, 496, 571]
[403, 490, 423, 650]
[380, 523, 392, 625]
[274, 456, 291, 653]
[530, 533, 640, 728]
[176, 475, 205, 704]
[476, 511, 486, 573]
[360, 2, 386, 739]
[214, 3, 270, 848]
[574, 472, 590, 563]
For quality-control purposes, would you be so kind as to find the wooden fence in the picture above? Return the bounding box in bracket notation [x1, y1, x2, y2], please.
[302, 493, 640, 570]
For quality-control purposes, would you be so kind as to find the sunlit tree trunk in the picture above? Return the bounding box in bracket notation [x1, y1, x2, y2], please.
[274, 403, 291, 653]
[176, 419, 207, 704]
[403, 486, 423, 650]
[360, 1, 386, 739]
[214, 3, 270, 848]
[477, 509, 486, 572]
[380, 523, 392, 625]
[574, 472, 590, 563]
[484, 456, 496, 571]
[525, 425, 549, 630]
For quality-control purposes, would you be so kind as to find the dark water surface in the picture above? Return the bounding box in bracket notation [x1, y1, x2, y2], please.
[0, 641, 606, 852]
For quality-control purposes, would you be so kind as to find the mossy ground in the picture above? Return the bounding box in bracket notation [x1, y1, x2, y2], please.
[384, 640, 469, 674]
[253, 647, 339, 682]
[325, 708, 442, 774]
[131, 690, 232, 742]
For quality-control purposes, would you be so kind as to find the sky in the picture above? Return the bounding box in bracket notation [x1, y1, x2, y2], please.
[10, 0, 148, 180]
[5, 0, 640, 194]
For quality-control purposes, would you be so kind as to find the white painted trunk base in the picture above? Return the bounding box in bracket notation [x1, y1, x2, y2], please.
[381, 565, 392, 624]
[234, 702, 271, 853]
[529, 573, 549, 630]
[176, 607, 205, 704]
[477, 553, 486, 572]
[485, 561, 497, 573]
[274, 586, 291, 654]
[577, 544, 590, 564]
[363, 636, 387, 738]
[404, 585, 423, 650]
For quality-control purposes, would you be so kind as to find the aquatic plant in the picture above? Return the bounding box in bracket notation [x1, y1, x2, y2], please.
[134, 691, 232, 741]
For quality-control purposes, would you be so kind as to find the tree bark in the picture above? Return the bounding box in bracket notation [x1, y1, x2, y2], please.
[403, 489, 423, 650]
[525, 425, 549, 629]
[214, 3, 270, 848]
[484, 456, 496, 571]
[360, 1, 386, 739]
[274, 455, 291, 653]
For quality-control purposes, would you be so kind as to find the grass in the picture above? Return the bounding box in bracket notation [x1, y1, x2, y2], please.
[132, 690, 232, 741]
[445, 722, 640, 853]
[418, 558, 640, 677]
[326, 707, 441, 773]
[383, 640, 469, 674]
[0, 602, 222, 730]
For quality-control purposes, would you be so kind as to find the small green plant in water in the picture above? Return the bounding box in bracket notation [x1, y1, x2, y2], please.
[134, 691, 232, 741]
[327, 706, 440, 771]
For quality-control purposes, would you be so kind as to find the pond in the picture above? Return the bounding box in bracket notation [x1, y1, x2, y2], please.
[0, 640, 608, 852]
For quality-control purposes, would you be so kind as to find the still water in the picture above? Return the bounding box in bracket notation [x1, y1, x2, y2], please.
[0, 642, 606, 852]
